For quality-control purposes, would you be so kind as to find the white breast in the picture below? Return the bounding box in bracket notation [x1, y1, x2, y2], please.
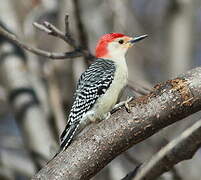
[90, 57, 128, 120]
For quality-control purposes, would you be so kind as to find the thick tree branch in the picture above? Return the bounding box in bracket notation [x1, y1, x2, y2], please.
[32, 67, 201, 180]
[131, 118, 201, 180]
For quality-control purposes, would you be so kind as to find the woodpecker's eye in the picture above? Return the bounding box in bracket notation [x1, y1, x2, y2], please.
[118, 39, 124, 44]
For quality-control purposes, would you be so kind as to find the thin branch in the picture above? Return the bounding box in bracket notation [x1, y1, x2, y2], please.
[64, 14, 70, 35]
[132, 118, 201, 180]
[0, 15, 94, 60]
[33, 14, 94, 62]
[63, 14, 77, 48]
[33, 20, 77, 48]
[32, 67, 201, 180]
[0, 26, 82, 59]
[33, 22, 52, 34]
[73, 0, 88, 49]
[73, 0, 95, 64]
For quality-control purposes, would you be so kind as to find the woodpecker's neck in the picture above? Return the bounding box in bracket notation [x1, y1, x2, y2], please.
[101, 53, 127, 68]
[105, 55, 128, 85]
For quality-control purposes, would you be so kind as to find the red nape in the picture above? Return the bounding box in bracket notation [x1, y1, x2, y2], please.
[95, 33, 125, 58]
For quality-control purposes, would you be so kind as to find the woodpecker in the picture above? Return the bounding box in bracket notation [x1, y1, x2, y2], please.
[60, 33, 147, 150]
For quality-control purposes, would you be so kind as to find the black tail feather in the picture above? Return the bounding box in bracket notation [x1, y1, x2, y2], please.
[60, 122, 79, 150]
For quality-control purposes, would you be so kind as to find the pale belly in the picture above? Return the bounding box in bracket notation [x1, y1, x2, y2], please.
[89, 67, 128, 120]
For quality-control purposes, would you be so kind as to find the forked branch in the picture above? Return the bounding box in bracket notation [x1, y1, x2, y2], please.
[0, 14, 94, 60]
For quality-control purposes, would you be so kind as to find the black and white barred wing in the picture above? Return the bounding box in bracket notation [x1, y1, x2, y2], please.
[60, 59, 115, 150]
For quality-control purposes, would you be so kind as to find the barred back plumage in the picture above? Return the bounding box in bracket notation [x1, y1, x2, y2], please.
[60, 58, 116, 150]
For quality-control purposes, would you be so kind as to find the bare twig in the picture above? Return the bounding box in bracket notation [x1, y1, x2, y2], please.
[32, 67, 201, 180]
[33, 22, 52, 34]
[73, 0, 88, 49]
[64, 14, 70, 35]
[0, 26, 82, 59]
[0, 15, 94, 60]
[132, 118, 201, 180]
[73, 0, 95, 64]
[63, 14, 77, 48]
[33, 19, 77, 48]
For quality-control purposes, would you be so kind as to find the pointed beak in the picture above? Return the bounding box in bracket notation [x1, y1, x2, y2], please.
[129, 34, 148, 44]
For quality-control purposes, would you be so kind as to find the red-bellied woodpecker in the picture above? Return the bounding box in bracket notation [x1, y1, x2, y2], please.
[60, 33, 147, 150]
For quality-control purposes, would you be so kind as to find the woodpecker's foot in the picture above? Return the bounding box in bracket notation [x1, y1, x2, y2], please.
[104, 112, 111, 120]
[124, 97, 133, 113]
[112, 97, 133, 113]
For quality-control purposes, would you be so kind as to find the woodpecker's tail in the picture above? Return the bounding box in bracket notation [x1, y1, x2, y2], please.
[60, 122, 79, 150]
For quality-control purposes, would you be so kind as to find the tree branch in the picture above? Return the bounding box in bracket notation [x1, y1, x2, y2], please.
[132, 118, 201, 180]
[32, 67, 201, 180]
[33, 21, 74, 47]
[0, 25, 82, 59]
[33, 15, 77, 48]
[0, 15, 94, 60]
[73, 0, 94, 65]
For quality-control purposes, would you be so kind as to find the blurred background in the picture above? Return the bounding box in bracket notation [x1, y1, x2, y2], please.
[0, 0, 201, 179]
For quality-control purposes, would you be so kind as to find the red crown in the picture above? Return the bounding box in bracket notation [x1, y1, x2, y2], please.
[95, 33, 126, 58]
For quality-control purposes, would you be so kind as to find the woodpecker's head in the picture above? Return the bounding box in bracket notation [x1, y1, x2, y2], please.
[95, 33, 147, 59]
